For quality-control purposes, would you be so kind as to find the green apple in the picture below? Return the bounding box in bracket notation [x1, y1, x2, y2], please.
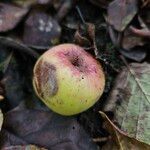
[33, 44, 105, 115]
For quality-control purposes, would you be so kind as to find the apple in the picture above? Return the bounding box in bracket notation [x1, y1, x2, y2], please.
[33, 44, 105, 115]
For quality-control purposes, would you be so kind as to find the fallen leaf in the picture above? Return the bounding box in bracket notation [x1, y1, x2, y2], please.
[122, 28, 146, 50]
[0, 54, 27, 109]
[104, 63, 150, 144]
[89, 0, 111, 9]
[0, 51, 13, 73]
[87, 23, 101, 58]
[0, 108, 98, 150]
[108, 0, 138, 31]
[74, 26, 91, 47]
[74, 23, 100, 58]
[0, 109, 3, 131]
[13, 0, 53, 7]
[23, 9, 61, 49]
[0, 36, 39, 58]
[0, 46, 37, 109]
[54, 0, 75, 22]
[141, 0, 150, 8]
[13, 0, 36, 7]
[0, 3, 29, 32]
[100, 112, 150, 150]
[129, 25, 150, 38]
[120, 48, 147, 62]
[3, 145, 47, 150]
[108, 19, 148, 62]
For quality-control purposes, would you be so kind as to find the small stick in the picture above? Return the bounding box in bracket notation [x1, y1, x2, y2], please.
[76, 6, 86, 24]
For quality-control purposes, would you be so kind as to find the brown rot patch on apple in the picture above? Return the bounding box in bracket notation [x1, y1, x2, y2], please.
[43, 61, 58, 97]
[34, 58, 58, 99]
[34, 58, 43, 97]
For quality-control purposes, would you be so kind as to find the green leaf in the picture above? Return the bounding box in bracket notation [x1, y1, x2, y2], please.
[104, 63, 150, 145]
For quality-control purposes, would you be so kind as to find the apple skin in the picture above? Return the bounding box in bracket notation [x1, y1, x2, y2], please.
[33, 44, 105, 116]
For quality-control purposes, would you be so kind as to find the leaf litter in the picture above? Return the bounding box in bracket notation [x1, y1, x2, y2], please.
[0, 0, 150, 149]
[107, 0, 150, 62]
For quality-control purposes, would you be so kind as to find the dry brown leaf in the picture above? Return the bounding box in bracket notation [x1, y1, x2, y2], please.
[74, 23, 100, 58]
[23, 9, 61, 49]
[0, 3, 28, 32]
[122, 28, 146, 50]
[0, 108, 97, 149]
[108, 0, 138, 31]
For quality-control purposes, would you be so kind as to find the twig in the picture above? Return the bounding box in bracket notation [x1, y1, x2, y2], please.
[76, 6, 86, 24]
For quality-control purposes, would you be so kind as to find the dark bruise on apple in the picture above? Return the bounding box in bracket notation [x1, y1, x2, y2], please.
[34, 59, 58, 99]
[33, 44, 105, 116]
